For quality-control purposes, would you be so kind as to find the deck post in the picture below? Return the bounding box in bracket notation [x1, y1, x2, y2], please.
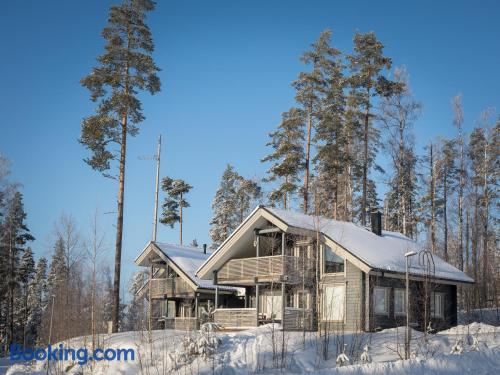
[195, 293, 199, 320]
[255, 229, 260, 327]
[281, 232, 286, 329]
[149, 262, 153, 332]
[214, 270, 219, 308]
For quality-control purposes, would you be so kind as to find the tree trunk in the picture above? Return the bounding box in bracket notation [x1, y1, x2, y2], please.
[112, 112, 128, 333]
[482, 146, 489, 306]
[303, 108, 313, 214]
[472, 186, 479, 307]
[443, 169, 448, 262]
[430, 143, 436, 253]
[180, 192, 183, 245]
[361, 97, 370, 226]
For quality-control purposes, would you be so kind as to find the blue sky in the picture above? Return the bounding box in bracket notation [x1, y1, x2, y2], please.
[1, 0, 499, 296]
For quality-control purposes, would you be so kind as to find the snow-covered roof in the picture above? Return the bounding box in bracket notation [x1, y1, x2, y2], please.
[266, 207, 474, 284]
[150, 242, 240, 292]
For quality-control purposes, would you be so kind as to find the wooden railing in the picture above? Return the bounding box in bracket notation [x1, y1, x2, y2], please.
[213, 308, 258, 329]
[218, 255, 314, 284]
[283, 308, 313, 331]
[149, 277, 193, 299]
[158, 317, 199, 331]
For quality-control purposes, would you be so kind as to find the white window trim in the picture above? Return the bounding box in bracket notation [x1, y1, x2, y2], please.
[373, 287, 390, 316]
[394, 288, 406, 316]
[321, 283, 347, 323]
[322, 244, 346, 277]
[294, 289, 311, 309]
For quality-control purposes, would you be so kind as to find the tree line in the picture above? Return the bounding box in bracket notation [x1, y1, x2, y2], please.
[206, 30, 499, 311]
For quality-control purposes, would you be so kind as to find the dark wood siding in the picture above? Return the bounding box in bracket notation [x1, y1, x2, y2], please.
[369, 275, 457, 332]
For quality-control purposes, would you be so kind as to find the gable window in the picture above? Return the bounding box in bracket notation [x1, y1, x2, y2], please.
[430, 292, 444, 318]
[373, 287, 389, 315]
[322, 285, 345, 321]
[394, 289, 406, 316]
[324, 245, 345, 274]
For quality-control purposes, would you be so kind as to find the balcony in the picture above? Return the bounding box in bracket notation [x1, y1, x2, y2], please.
[149, 277, 193, 299]
[217, 255, 314, 285]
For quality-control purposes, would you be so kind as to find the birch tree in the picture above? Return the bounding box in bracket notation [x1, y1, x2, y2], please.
[379, 67, 421, 237]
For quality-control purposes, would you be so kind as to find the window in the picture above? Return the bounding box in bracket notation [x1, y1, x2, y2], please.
[373, 287, 389, 315]
[260, 291, 282, 319]
[296, 290, 309, 309]
[324, 246, 345, 274]
[394, 289, 406, 316]
[322, 285, 345, 321]
[431, 292, 444, 318]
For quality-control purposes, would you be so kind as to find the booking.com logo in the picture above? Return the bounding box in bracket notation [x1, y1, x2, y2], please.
[10, 344, 135, 365]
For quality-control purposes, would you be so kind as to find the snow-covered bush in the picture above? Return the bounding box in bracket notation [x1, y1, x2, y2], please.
[450, 339, 463, 355]
[360, 345, 372, 364]
[336, 344, 350, 367]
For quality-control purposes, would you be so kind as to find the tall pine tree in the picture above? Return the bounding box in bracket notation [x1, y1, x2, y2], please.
[80, 0, 161, 332]
[262, 109, 305, 209]
[347, 32, 397, 225]
[209, 165, 261, 248]
[293, 30, 338, 213]
[160, 177, 192, 245]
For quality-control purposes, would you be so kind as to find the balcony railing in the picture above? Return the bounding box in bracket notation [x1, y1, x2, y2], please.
[213, 308, 258, 329]
[149, 277, 193, 299]
[283, 308, 314, 331]
[217, 255, 314, 285]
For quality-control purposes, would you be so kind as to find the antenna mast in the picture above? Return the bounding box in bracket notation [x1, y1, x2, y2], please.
[152, 135, 161, 242]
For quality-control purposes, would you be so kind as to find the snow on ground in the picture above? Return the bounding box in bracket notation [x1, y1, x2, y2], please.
[459, 308, 500, 326]
[3, 323, 500, 375]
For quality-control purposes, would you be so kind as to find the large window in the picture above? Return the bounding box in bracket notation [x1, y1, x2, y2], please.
[260, 291, 282, 320]
[324, 246, 345, 274]
[322, 285, 345, 321]
[394, 289, 406, 316]
[373, 287, 389, 315]
[431, 292, 444, 318]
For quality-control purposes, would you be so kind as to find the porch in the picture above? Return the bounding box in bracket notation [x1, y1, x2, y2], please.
[213, 307, 314, 330]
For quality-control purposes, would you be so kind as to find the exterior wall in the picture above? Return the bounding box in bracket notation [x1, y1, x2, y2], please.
[369, 275, 457, 332]
[319, 260, 364, 332]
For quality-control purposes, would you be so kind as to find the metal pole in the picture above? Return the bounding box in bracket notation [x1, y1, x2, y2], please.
[405, 251, 416, 360]
[255, 233, 260, 327]
[152, 135, 162, 242]
[47, 295, 55, 375]
[405, 256, 409, 360]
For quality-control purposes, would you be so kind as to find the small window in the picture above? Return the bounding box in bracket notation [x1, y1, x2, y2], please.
[373, 287, 389, 315]
[296, 290, 309, 309]
[324, 246, 345, 274]
[431, 292, 444, 318]
[394, 289, 406, 316]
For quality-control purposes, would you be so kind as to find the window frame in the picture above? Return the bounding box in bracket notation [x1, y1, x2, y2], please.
[321, 284, 346, 322]
[295, 289, 310, 309]
[322, 244, 346, 276]
[394, 288, 407, 316]
[373, 287, 390, 316]
[430, 292, 445, 318]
